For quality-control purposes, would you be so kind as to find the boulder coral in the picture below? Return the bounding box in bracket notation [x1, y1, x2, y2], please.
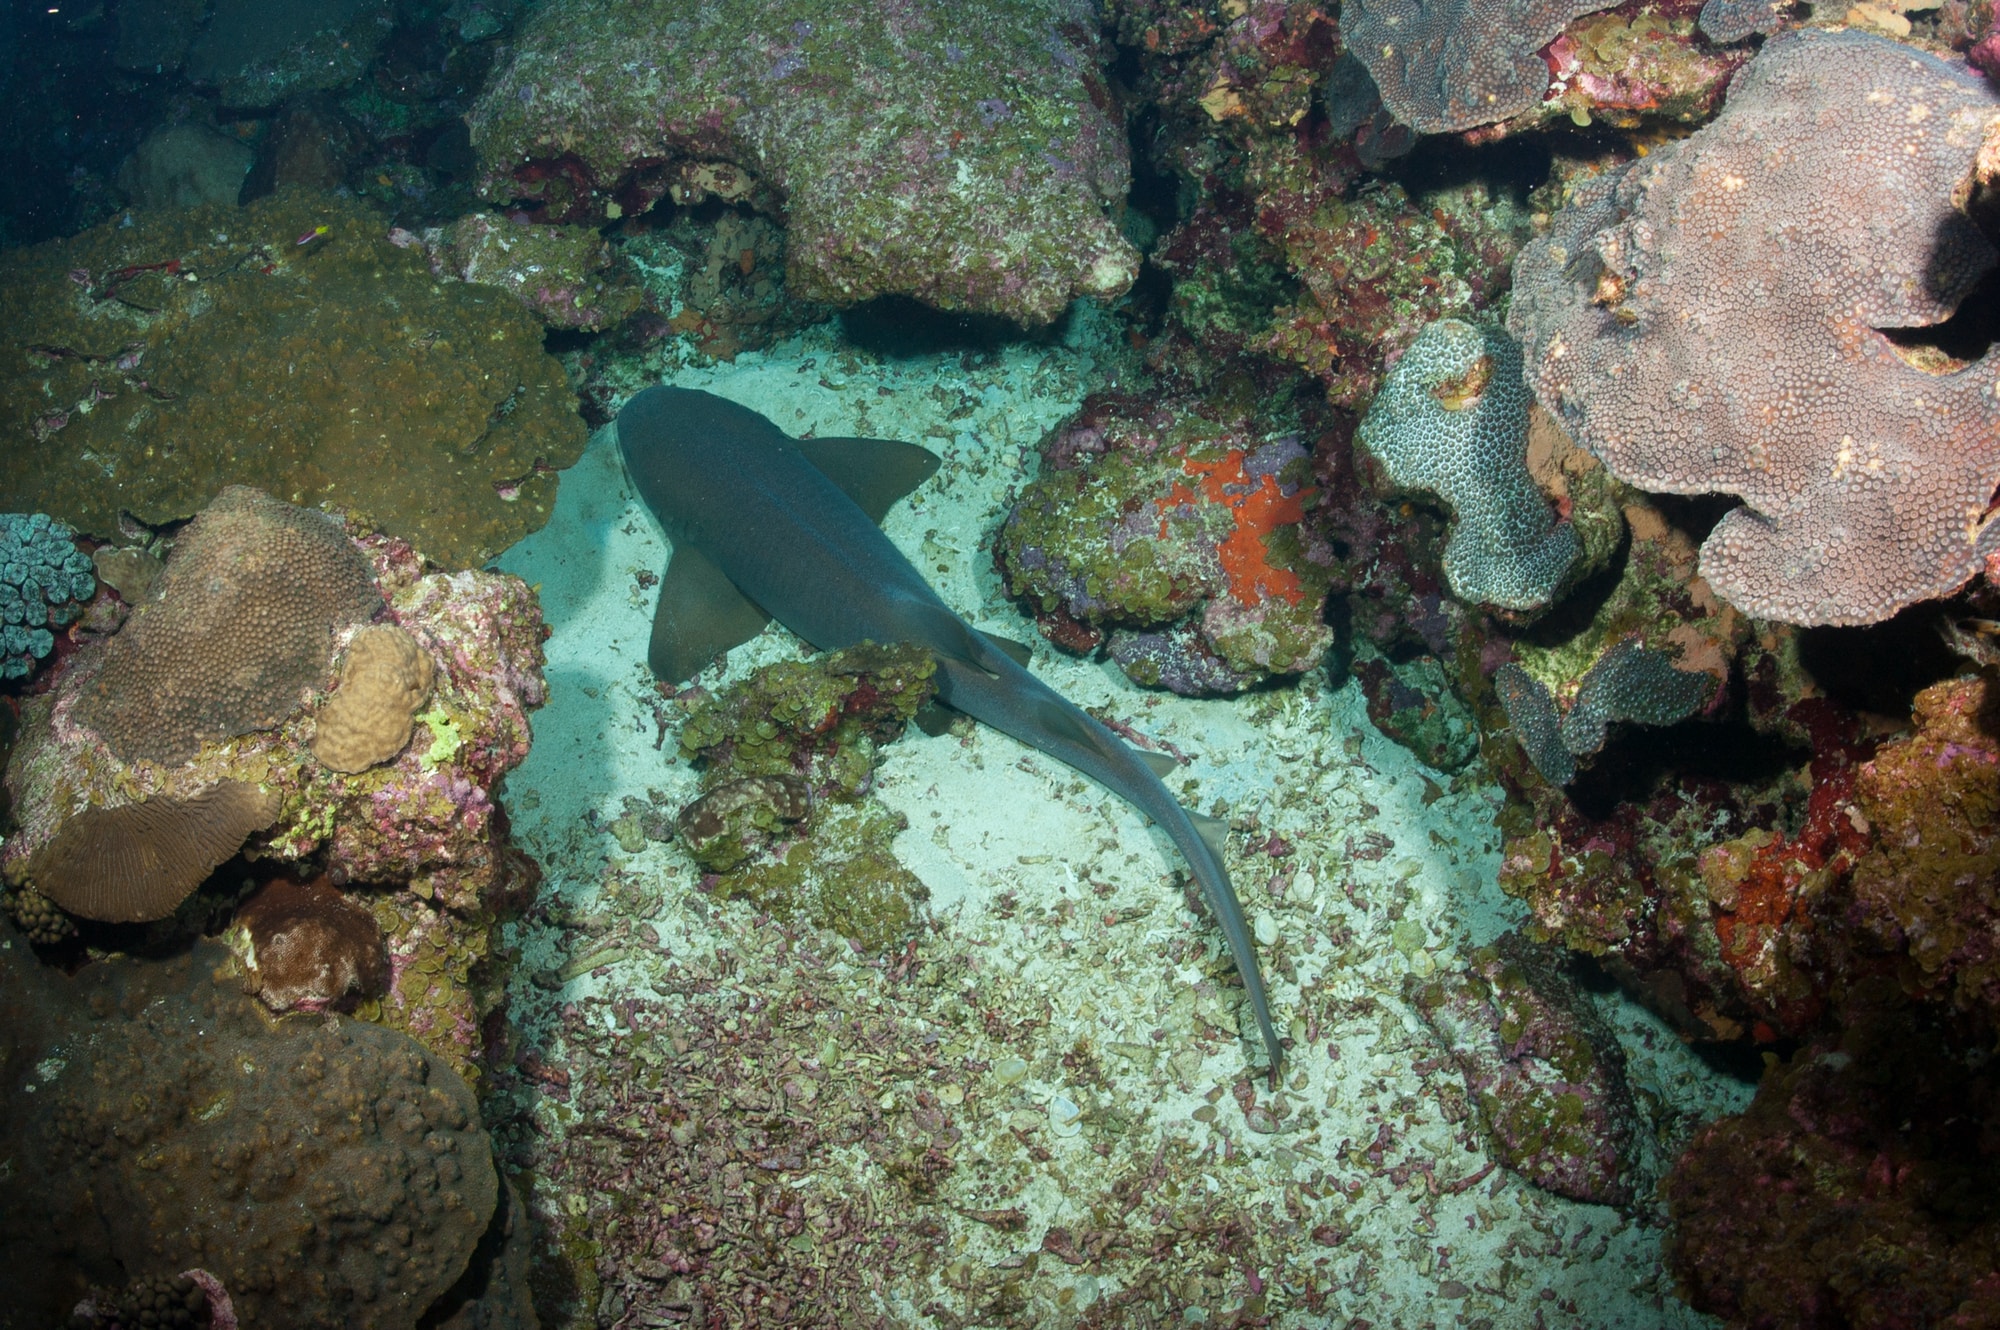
[1510, 29, 2000, 627]
[1339, 0, 1617, 132]
[0, 939, 503, 1330]
[466, 0, 1136, 325]
[311, 623, 436, 774]
[0, 188, 586, 568]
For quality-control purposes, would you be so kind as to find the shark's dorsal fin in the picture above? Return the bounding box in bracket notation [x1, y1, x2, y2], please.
[649, 545, 773, 686]
[795, 436, 942, 524]
[1133, 748, 1180, 779]
[1187, 810, 1231, 862]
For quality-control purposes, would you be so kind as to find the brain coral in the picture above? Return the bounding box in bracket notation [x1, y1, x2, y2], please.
[0, 511, 96, 679]
[1509, 29, 2000, 627]
[311, 623, 436, 773]
[0, 940, 498, 1329]
[466, 0, 1136, 325]
[1357, 319, 1579, 611]
[1340, 0, 1618, 132]
[0, 188, 587, 567]
[73, 486, 383, 766]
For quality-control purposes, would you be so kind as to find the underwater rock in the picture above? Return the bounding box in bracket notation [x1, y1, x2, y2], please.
[0, 511, 96, 681]
[183, 0, 394, 107]
[1352, 651, 1482, 773]
[1666, 1020, 2000, 1326]
[0, 939, 499, 1330]
[466, 0, 1136, 325]
[996, 394, 1336, 694]
[1540, 12, 1744, 131]
[1356, 319, 1578, 613]
[431, 212, 643, 332]
[675, 642, 936, 951]
[1510, 28, 2000, 627]
[1406, 932, 1637, 1204]
[115, 122, 254, 210]
[0, 188, 587, 568]
[3, 487, 548, 939]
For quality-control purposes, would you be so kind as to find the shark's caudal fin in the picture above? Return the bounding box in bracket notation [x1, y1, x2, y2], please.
[646, 434, 940, 686]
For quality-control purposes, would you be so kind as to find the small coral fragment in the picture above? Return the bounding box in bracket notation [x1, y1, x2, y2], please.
[1358, 319, 1578, 612]
[311, 624, 436, 773]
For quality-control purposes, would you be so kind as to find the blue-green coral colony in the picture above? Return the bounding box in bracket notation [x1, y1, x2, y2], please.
[0, 512, 95, 678]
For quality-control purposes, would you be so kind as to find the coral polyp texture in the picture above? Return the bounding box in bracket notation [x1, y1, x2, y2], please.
[1509, 29, 2000, 627]
[74, 485, 382, 766]
[3, 487, 547, 933]
[311, 624, 436, 774]
[0, 188, 587, 568]
[1496, 638, 1716, 785]
[29, 781, 281, 923]
[0, 940, 500, 1329]
[996, 394, 1335, 694]
[1339, 0, 1617, 131]
[465, 0, 1136, 325]
[0, 511, 95, 680]
[1357, 319, 1579, 612]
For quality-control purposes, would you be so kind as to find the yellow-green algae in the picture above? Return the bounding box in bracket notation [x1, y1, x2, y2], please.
[0, 187, 585, 567]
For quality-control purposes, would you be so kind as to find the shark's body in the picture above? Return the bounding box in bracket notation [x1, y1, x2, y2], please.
[617, 385, 1281, 1070]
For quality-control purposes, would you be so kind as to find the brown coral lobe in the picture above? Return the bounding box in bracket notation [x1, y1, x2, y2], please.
[311, 623, 436, 773]
[29, 780, 282, 923]
[237, 875, 389, 1011]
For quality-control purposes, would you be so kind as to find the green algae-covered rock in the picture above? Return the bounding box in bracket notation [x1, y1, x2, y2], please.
[466, 0, 1137, 326]
[0, 188, 585, 567]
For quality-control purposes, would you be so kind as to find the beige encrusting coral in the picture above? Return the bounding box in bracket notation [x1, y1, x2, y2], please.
[312, 624, 436, 773]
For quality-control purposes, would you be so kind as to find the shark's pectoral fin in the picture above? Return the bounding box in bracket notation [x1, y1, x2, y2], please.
[978, 631, 1036, 669]
[648, 545, 772, 686]
[913, 700, 958, 736]
[796, 436, 942, 523]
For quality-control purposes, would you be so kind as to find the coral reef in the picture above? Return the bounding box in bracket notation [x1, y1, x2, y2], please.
[0, 511, 95, 680]
[1496, 638, 1716, 785]
[0, 939, 502, 1330]
[311, 624, 436, 774]
[0, 188, 586, 567]
[674, 642, 938, 951]
[996, 394, 1336, 694]
[466, 0, 1136, 325]
[1406, 932, 1636, 1204]
[28, 781, 281, 923]
[1666, 1018, 2000, 1326]
[75, 485, 383, 766]
[1339, 0, 1617, 132]
[428, 212, 642, 332]
[1357, 319, 1578, 612]
[234, 874, 391, 1012]
[1510, 28, 2000, 626]
[1541, 11, 1745, 130]
[4, 488, 546, 958]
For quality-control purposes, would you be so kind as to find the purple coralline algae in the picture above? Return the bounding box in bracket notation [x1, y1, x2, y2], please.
[466, 0, 1137, 325]
[995, 394, 1336, 694]
[1357, 319, 1579, 612]
[1510, 28, 2000, 627]
[424, 212, 643, 332]
[1339, 0, 1618, 131]
[1405, 932, 1637, 1205]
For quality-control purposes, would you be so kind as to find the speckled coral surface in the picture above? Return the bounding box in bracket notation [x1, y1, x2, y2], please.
[465, 0, 1136, 325]
[1339, 0, 1617, 131]
[1357, 319, 1578, 611]
[1510, 29, 2000, 627]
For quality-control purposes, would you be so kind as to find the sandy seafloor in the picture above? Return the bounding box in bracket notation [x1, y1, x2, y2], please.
[493, 303, 1750, 1328]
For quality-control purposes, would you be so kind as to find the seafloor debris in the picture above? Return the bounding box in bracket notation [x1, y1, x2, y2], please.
[467, 0, 1136, 325]
[0, 939, 506, 1329]
[1510, 28, 2000, 627]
